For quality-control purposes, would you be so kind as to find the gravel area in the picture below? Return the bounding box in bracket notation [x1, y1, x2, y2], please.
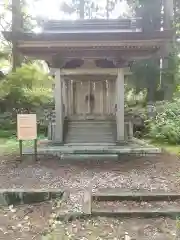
[0, 201, 53, 240]
[0, 204, 178, 240]
[0, 153, 180, 213]
[0, 153, 180, 239]
[51, 217, 177, 240]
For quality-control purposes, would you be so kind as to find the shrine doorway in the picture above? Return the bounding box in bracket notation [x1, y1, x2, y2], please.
[66, 79, 116, 120]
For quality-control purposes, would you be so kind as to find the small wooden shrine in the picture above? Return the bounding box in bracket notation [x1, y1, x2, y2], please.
[4, 19, 172, 145]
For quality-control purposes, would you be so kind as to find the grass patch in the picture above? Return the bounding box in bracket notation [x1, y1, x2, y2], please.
[0, 138, 33, 154]
[159, 144, 180, 155]
[149, 140, 180, 155]
[0, 130, 46, 155]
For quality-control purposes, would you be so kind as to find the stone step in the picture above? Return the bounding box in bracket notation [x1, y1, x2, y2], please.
[64, 143, 116, 146]
[65, 141, 115, 144]
[0, 190, 63, 206]
[68, 125, 115, 129]
[66, 138, 115, 142]
[68, 121, 116, 124]
[68, 124, 115, 126]
[65, 139, 115, 143]
[61, 154, 118, 161]
[66, 133, 115, 137]
[68, 130, 115, 133]
[68, 124, 115, 127]
[66, 136, 115, 140]
[66, 135, 114, 142]
[67, 132, 115, 136]
[68, 125, 115, 128]
[66, 120, 116, 144]
[91, 208, 180, 218]
[92, 191, 180, 201]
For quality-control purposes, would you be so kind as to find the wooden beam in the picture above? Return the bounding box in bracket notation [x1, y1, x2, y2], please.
[18, 39, 167, 48]
[20, 49, 159, 61]
[64, 75, 117, 81]
[60, 68, 131, 76]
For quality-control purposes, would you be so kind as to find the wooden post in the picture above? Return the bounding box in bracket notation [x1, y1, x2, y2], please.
[34, 139, 38, 161]
[79, 0, 85, 19]
[100, 81, 104, 116]
[82, 191, 91, 214]
[106, 0, 109, 19]
[19, 140, 23, 162]
[116, 68, 125, 142]
[128, 121, 134, 139]
[54, 69, 63, 143]
[70, 80, 74, 115]
[63, 79, 68, 117]
[88, 80, 91, 114]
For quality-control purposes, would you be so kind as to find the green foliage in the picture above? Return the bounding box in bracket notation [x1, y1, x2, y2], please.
[125, 88, 146, 107]
[61, 0, 104, 18]
[148, 99, 180, 144]
[0, 63, 52, 134]
[0, 63, 53, 109]
[129, 59, 160, 102]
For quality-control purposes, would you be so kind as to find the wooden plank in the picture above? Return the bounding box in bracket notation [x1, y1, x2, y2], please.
[92, 191, 180, 201]
[82, 191, 92, 214]
[61, 68, 131, 76]
[92, 208, 180, 218]
[0, 189, 64, 193]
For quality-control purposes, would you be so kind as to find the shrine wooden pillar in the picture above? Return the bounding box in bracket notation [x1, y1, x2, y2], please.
[116, 68, 125, 142]
[54, 68, 63, 142]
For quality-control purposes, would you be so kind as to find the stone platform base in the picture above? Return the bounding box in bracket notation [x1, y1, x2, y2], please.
[23, 139, 161, 160]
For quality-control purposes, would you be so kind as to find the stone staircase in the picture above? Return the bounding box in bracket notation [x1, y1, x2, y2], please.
[64, 120, 116, 144]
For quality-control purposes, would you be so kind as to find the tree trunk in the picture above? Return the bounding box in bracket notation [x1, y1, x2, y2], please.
[79, 0, 85, 19]
[12, 0, 23, 71]
[106, 0, 109, 19]
[164, 0, 174, 29]
[161, 0, 174, 100]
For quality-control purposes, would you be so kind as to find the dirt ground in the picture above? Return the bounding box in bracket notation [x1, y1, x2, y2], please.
[52, 217, 177, 240]
[0, 153, 180, 239]
[0, 201, 53, 240]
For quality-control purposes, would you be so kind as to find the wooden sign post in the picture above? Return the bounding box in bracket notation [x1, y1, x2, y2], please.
[17, 114, 37, 161]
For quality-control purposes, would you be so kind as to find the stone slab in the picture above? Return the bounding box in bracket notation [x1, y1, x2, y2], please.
[91, 208, 180, 218]
[93, 191, 180, 201]
[60, 154, 118, 161]
[23, 143, 161, 157]
[0, 190, 63, 206]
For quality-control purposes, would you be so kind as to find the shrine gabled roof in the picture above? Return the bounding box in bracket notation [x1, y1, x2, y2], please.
[3, 29, 173, 42]
[41, 19, 141, 33]
[2, 19, 173, 62]
[3, 18, 173, 44]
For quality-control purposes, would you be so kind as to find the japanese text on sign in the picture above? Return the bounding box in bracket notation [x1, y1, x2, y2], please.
[17, 114, 37, 140]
